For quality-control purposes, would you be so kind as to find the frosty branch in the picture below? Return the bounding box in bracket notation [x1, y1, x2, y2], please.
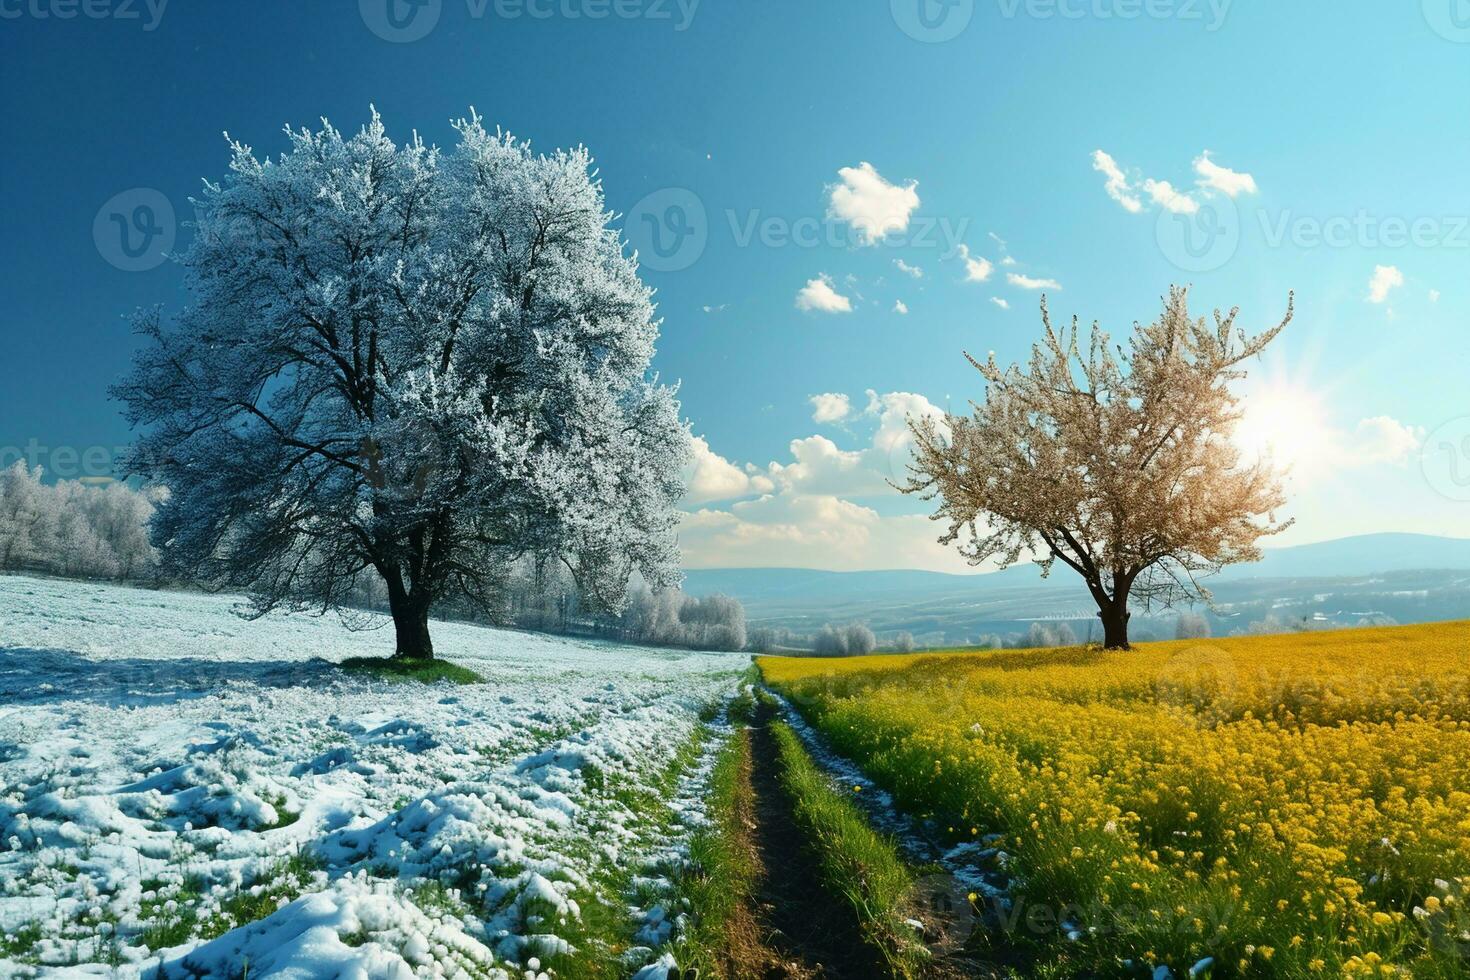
[113, 109, 691, 659]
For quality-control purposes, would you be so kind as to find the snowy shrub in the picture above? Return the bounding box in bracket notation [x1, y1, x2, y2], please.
[746, 627, 787, 654]
[889, 631, 917, 653]
[619, 588, 747, 651]
[811, 623, 877, 657]
[1011, 621, 1081, 649]
[1175, 611, 1212, 639]
[0, 461, 158, 581]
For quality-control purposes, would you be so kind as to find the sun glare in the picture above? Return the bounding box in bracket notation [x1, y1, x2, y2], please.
[1232, 383, 1334, 482]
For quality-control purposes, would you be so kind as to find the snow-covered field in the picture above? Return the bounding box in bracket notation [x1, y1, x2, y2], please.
[0, 576, 746, 978]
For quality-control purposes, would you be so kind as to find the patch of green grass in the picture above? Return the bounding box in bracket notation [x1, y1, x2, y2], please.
[770, 718, 928, 979]
[653, 718, 758, 977]
[530, 724, 716, 980]
[0, 920, 43, 962]
[198, 850, 325, 940]
[258, 793, 301, 830]
[339, 656, 485, 685]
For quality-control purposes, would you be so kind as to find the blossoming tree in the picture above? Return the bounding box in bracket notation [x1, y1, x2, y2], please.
[114, 110, 690, 659]
[900, 287, 1293, 648]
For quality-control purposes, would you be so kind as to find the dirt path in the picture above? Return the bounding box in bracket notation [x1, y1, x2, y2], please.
[721, 703, 886, 979]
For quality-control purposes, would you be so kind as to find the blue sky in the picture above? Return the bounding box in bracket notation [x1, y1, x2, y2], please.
[2, 0, 1467, 571]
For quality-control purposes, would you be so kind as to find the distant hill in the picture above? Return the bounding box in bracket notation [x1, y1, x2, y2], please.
[1218, 533, 1470, 580]
[682, 533, 1470, 642]
[685, 533, 1470, 601]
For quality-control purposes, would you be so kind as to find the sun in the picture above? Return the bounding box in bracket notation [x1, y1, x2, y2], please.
[1232, 382, 1334, 483]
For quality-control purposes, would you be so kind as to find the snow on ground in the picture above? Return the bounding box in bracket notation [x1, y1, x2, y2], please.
[0, 576, 746, 978]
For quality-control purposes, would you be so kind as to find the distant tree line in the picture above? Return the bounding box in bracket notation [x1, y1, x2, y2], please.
[0, 463, 159, 581]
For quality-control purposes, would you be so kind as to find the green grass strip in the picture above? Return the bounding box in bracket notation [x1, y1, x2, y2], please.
[655, 690, 760, 976]
[770, 717, 928, 979]
[339, 656, 486, 685]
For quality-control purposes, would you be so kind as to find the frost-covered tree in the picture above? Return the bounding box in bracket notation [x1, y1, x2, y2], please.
[812, 622, 877, 657]
[0, 463, 159, 580]
[1011, 621, 1080, 649]
[0, 462, 48, 570]
[114, 110, 690, 659]
[902, 288, 1293, 649]
[620, 588, 747, 651]
[1175, 610, 1212, 640]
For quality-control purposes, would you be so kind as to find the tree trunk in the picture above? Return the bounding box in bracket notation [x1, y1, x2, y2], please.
[1098, 601, 1131, 650]
[384, 570, 435, 660]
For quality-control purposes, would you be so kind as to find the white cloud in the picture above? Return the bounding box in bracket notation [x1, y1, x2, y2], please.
[1368, 265, 1404, 304]
[679, 495, 972, 572]
[795, 275, 853, 313]
[955, 244, 993, 282]
[701, 304, 727, 314]
[809, 392, 852, 424]
[1007, 272, 1061, 290]
[684, 436, 775, 505]
[1350, 416, 1423, 466]
[893, 299, 909, 315]
[893, 258, 923, 278]
[827, 162, 920, 245]
[1193, 151, 1258, 197]
[1429, 289, 1441, 303]
[870, 390, 948, 456]
[1096, 150, 1256, 218]
[680, 392, 970, 571]
[1001, 256, 1017, 266]
[1092, 149, 1143, 213]
[1142, 178, 1200, 215]
[990, 296, 1010, 310]
[767, 435, 883, 497]
[764, 391, 950, 498]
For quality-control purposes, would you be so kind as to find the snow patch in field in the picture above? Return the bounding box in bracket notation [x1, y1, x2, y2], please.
[0, 576, 744, 976]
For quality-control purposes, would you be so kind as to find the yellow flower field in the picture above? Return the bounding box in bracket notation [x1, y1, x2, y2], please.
[760, 621, 1470, 977]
